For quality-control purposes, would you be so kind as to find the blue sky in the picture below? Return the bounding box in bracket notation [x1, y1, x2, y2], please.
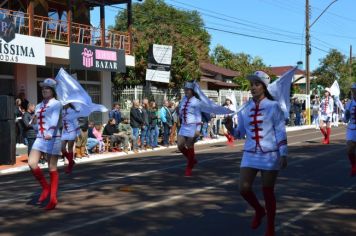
[91, 0, 356, 70]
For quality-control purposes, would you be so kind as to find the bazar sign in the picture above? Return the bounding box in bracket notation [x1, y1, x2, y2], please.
[70, 43, 126, 72]
[0, 33, 45, 65]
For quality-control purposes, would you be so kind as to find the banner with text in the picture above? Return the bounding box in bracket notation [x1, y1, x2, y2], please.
[70, 43, 126, 73]
[0, 34, 45, 65]
[145, 44, 173, 83]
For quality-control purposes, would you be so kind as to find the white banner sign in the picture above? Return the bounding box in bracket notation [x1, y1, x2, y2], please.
[152, 44, 173, 65]
[0, 33, 45, 65]
[145, 69, 170, 83]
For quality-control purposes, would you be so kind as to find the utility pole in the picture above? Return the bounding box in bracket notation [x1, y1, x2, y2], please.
[350, 45, 353, 80]
[305, 0, 311, 124]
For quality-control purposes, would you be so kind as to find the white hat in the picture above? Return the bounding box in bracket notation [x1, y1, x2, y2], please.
[351, 83, 356, 89]
[225, 94, 234, 104]
[247, 71, 271, 87]
[184, 82, 195, 90]
[40, 78, 57, 88]
[324, 87, 331, 94]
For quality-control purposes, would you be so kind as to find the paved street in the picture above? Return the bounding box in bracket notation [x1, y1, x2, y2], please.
[0, 127, 355, 236]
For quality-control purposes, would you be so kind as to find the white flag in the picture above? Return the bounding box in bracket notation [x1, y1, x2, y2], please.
[55, 68, 108, 117]
[330, 80, 344, 111]
[267, 67, 298, 119]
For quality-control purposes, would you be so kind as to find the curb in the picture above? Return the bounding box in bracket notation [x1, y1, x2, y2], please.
[1, 125, 314, 175]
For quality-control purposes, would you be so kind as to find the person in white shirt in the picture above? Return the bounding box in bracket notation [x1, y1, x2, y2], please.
[319, 88, 334, 144]
[28, 78, 62, 210]
[343, 83, 356, 177]
[234, 71, 287, 236]
[177, 82, 202, 177]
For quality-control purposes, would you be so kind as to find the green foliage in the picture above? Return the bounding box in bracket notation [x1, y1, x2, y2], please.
[211, 45, 267, 90]
[112, 0, 210, 88]
[312, 49, 356, 98]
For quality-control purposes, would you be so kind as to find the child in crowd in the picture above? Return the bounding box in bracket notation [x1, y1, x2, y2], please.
[92, 123, 105, 153]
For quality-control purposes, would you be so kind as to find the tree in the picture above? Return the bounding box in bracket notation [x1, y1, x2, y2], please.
[112, 0, 210, 87]
[312, 49, 355, 98]
[211, 45, 267, 90]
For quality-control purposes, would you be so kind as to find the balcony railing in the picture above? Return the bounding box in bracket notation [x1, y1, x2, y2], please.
[0, 8, 131, 55]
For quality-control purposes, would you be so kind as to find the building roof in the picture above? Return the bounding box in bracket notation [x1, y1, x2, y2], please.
[200, 76, 238, 88]
[268, 66, 305, 77]
[200, 62, 239, 78]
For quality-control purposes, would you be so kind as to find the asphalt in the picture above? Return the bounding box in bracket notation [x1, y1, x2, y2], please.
[0, 126, 355, 236]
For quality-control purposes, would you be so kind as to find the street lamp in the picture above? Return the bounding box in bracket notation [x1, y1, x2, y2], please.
[305, 0, 338, 125]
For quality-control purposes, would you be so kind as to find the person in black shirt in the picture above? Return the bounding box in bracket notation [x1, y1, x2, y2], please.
[103, 118, 121, 152]
[130, 100, 144, 153]
[22, 103, 37, 155]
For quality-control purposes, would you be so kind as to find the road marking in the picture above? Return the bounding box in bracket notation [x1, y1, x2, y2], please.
[276, 182, 356, 232]
[44, 179, 236, 236]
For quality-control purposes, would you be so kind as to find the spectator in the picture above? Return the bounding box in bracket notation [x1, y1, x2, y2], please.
[160, 99, 173, 147]
[18, 92, 29, 112]
[22, 103, 37, 155]
[293, 98, 302, 126]
[201, 112, 211, 140]
[148, 101, 159, 149]
[92, 123, 105, 153]
[103, 118, 121, 152]
[141, 98, 150, 150]
[15, 98, 25, 144]
[87, 121, 99, 153]
[118, 116, 133, 154]
[312, 96, 320, 129]
[109, 102, 122, 126]
[169, 101, 178, 145]
[75, 117, 89, 158]
[130, 99, 144, 153]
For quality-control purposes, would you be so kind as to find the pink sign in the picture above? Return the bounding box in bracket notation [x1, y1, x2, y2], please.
[95, 49, 117, 61]
[82, 48, 93, 68]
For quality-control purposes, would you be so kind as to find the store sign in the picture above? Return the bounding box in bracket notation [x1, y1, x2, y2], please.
[0, 34, 45, 65]
[70, 43, 126, 73]
[145, 44, 173, 83]
[0, 17, 15, 43]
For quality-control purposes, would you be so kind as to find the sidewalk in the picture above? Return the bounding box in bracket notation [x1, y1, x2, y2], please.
[0, 125, 315, 175]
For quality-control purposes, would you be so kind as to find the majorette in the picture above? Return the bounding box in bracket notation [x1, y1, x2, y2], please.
[343, 82, 356, 177]
[234, 71, 288, 236]
[28, 78, 62, 210]
[319, 87, 334, 144]
[61, 103, 80, 174]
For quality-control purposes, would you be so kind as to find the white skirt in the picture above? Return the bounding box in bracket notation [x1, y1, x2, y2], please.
[241, 151, 280, 171]
[61, 130, 79, 141]
[178, 124, 200, 138]
[320, 114, 332, 123]
[32, 137, 62, 156]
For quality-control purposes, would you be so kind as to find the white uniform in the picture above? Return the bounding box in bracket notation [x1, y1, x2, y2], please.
[178, 96, 202, 138]
[344, 100, 356, 141]
[32, 98, 62, 155]
[61, 107, 80, 141]
[234, 98, 287, 170]
[320, 96, 334, 122]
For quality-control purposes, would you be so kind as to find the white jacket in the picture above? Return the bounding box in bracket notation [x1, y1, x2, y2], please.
[179, 96, 202, 125]
[62, 107, 80, 134]
[35, 98, 62, 139]
[235, 98, 288, 157]
[320, 96, 334, 116]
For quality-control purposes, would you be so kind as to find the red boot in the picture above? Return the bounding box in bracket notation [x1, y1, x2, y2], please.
[45, 170, 59, 210]
[184, 148, 197, 177]
[263, 187, 276, 236]
[348, 153, 356, 177]
[324, 127, 331, 144]
[240, 190, 266, 229]
[320, 128, 327, 143]
[65, 152, 75, 174]
[31, 167, 50, 203]
[224, 133, 234, 144]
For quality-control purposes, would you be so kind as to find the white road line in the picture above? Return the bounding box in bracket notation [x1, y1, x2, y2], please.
[44, 179, 236, 236]
[276, 182, 356, 232]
